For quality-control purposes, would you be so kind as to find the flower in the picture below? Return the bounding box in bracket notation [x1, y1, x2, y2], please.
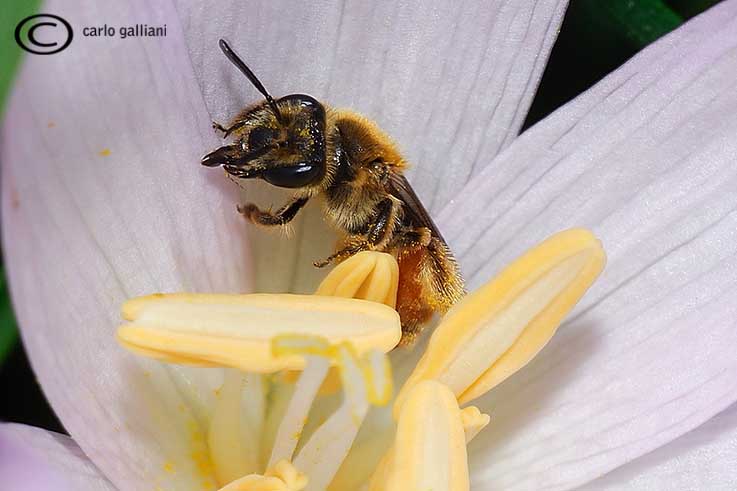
[2, 0, 737, 490]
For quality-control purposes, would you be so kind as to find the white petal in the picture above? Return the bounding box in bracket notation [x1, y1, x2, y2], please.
[174, 0, 567, 292]
[0, 423, 116, 490]
[1, 1, 251, 489]
[435, 1, 737, 489]
[578, 402, 737, 490]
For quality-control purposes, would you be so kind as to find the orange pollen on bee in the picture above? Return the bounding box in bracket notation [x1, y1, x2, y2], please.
[396, 247, 435, 345]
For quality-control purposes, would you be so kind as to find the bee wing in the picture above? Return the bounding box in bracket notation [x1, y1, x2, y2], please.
[388, 173, 447, 244]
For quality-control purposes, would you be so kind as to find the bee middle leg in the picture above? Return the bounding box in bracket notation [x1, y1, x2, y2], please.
[313, 239, 367, 268]
[314, 197, 399, 268]
[238, 196, 309, 226]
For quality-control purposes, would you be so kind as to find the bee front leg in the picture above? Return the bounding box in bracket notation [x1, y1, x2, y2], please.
[238, 196, 309, 226]
[212, 119, 249, 138]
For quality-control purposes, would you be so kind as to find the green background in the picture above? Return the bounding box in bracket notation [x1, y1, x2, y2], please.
[0, 0, 723, 433]
[0, 0, 40, 364]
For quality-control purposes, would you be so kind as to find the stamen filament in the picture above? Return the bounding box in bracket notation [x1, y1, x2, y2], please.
[294, 345, 370, 491]
[260, 380, 295, 470]
[209, 369, 252, 485]
[268, 356, 330, 468]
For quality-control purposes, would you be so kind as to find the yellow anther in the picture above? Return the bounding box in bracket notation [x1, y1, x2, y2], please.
[117, 293, 400, 372]
[395, 228, 605, 413]
[315, 251, 399, 308]
[371, 381, 469, 491]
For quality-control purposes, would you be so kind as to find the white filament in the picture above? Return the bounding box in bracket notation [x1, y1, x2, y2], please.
[293, 346, 370, 491]
[209, 369, 251, 484]
[268, 356, 330, 468]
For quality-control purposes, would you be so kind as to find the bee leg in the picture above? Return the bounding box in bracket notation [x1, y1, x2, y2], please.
[313, 240, 368, 268]
[365, 197, 400, 248]
[238, 196, 309, 226]
[212, 121, 228, 133]
[314, 197, 399, 268]
[212, 119, 249, 138]
[392, 226, 432, 249]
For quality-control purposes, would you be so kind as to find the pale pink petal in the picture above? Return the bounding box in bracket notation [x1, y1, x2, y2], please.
[0, 423, 116, 490]
[173, 0, 567, 292]
[579, 403, 737, 489]
[1, 1, 250, 489]
[434, 1, 737, 489]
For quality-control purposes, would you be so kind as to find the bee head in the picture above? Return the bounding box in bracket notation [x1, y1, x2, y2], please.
[201, 40, 326, 189]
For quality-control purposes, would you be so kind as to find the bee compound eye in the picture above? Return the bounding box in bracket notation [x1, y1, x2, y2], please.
[248, 126, 278, 150]
[262, 163, 322, 188]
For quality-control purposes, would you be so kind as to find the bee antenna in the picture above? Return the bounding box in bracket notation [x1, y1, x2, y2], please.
[218, 39, 285, 124]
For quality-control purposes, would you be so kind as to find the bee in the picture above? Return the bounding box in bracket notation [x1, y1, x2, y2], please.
[202, 40, 464, 345]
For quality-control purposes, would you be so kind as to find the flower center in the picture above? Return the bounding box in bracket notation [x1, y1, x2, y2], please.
[116, 229, 605, 491]
[207, 335, 393, 491]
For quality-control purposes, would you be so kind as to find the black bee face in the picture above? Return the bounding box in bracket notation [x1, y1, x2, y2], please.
[202, 94, 327, 189]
